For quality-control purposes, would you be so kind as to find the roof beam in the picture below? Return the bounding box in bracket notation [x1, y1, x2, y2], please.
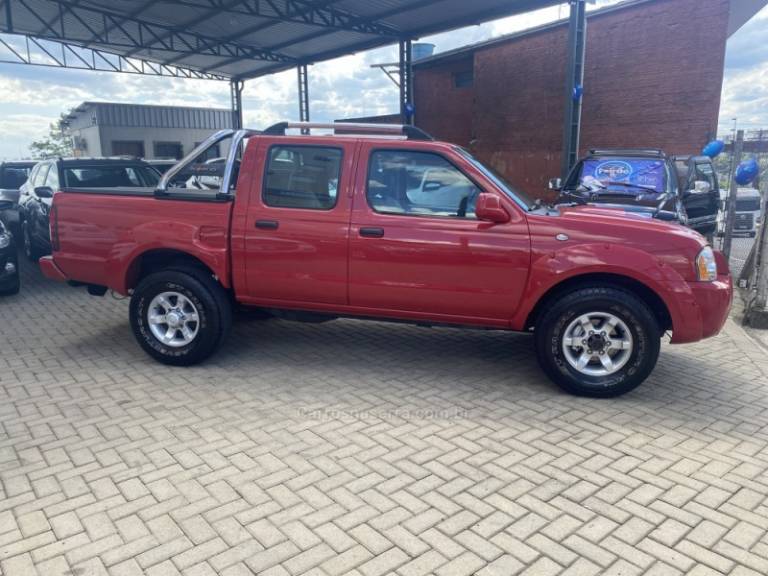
[181, 0, 399, 71]
[9, 0, 296, 65]
[0, 32, 228, 79]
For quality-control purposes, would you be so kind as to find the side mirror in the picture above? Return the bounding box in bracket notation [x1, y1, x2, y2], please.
[475, 193, 510, 224]
[548, 177, 562, 191]
[34, 186, 54, 198]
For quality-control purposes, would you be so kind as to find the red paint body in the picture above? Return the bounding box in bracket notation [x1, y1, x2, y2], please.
[41, 135, 732, 344]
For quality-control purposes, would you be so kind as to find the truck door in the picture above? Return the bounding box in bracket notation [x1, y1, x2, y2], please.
[241, 138, 355, 305]
[348, 144, 530, 322]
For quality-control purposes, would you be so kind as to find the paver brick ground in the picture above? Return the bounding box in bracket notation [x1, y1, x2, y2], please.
[2, 257, 768, 575]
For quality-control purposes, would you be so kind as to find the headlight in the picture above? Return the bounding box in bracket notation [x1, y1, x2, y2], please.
[696, 246, 717, 281]
[0, 233, 10, 250]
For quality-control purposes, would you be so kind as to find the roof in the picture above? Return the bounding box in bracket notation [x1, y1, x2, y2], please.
[0, 0, 562, 81]
[65, 101, 232, 130]
[413, 0, 767, 68]
[55, 157, 154, 166]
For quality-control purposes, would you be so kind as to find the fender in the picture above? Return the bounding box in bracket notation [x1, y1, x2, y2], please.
[511, 242, 702, 342]
[116, 221, 231, 294]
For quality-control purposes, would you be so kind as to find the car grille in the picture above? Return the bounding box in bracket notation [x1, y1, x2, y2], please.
[735, 213, 754, 230]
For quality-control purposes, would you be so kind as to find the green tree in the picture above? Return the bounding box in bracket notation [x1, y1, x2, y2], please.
[29, 114, 73, 159]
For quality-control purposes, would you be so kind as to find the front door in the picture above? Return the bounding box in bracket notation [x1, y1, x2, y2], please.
[241, 138, 356, 305]
[349, 145, 531, 323]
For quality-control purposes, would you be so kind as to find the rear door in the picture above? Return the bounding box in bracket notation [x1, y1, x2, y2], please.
[348, 144, 530, 323]
[241, 137, 356, 305]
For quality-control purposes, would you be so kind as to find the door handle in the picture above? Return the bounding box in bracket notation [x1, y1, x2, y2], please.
[359, 227, 384, 238]
[255, 219, 279, 230]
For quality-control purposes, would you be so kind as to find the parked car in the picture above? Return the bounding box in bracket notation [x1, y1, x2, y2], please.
[146, 159, 179, 175]
[551, 149, 720, 238]
[0, 219, 19, 295]
[0, 161, 36, 232]
[718, 187, 762, 238]
[39, 123, 732, 398]
[19, 157, 161, 260]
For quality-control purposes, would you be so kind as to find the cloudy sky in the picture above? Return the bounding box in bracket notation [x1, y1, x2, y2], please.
[0, 0, 765, 159]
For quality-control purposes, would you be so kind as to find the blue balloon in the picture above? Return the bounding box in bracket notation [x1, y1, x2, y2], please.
[735, 158, 759, 186]
[702, 140, 725, 158]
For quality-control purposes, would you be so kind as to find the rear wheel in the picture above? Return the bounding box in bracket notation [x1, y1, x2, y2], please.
[130, 267, 231, 365]
[0, 255, 19, 296]
[535, 286, 661, 397]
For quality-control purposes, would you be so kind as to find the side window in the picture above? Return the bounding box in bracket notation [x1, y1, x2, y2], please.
[367, 150, 481, 218]
[263, 145, 341, 210]
[45, 165, 59, 190]
[35, 164, 50, 189]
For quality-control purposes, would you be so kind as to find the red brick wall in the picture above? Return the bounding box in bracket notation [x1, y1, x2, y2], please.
[414, 55, 475, 147]
[414, 0, 730, 199]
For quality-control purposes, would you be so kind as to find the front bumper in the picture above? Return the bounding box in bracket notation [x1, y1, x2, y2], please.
[39, 256, 68, 283]
[670, 274, 733, 343]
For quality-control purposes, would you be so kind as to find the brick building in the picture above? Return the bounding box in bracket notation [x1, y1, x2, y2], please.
[411, 0, 765, 198]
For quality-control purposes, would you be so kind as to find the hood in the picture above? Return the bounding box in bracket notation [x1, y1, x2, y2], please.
[528, 204, 707, 281]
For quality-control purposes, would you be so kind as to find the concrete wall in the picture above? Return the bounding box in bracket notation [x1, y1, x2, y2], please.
[97, 126, 221, 159]
[414, 0, 730, 199]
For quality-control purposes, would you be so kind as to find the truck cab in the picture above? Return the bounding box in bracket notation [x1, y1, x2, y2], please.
[40, 123, 733, 398]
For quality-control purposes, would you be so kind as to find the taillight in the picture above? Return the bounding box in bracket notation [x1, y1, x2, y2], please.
[50, 203, 60, 252]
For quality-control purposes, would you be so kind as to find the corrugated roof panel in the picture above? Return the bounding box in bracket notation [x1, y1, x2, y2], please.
[1, 0, 562, 79]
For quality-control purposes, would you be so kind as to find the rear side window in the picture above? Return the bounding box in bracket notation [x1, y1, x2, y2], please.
[263, 145, 341, 210]
[1, 167, 31, 189]
[367, 150, 480, 218]
[63, 166, 159, 188]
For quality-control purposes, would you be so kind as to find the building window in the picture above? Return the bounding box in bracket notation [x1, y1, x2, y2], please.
[263, 145, 342, 210]
[154, 141, 184, 159]
[453, 70, 474, 88]
[112, 140, 145, 158]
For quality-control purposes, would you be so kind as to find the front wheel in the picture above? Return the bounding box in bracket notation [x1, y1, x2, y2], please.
[130, 268, 232, 366]
[535, 286, 661, 397]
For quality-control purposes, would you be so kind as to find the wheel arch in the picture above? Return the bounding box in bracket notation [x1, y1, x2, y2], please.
[124, 249, 222, 293]
[524, 272, 673, 334]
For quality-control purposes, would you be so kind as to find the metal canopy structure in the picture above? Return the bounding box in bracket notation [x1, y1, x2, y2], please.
[0, 0, 562, 80]
[0, 0, 589, 171]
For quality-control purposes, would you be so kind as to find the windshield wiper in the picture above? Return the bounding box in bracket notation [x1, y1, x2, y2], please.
[601, 181, 658, 192]
[558, 189, 589, 205]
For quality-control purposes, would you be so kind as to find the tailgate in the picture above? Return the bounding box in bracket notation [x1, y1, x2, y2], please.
[52, 188, 234, 294]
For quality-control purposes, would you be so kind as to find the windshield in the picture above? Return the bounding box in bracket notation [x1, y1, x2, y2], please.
[64, 165, 160, 188]
[576, 158, 667, 194]
[454, 147, 535, 209]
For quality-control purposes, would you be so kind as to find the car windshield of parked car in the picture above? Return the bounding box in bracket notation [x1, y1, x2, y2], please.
[454, 147, 534, 210]
[1, 167, 31, 190]
[578, 158, 667, 194]
[63, 166, 160, 188]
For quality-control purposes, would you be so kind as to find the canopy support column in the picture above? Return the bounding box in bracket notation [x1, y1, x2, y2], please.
[399, 39, 414, 125]
[298, 64, 310, 133]
[561, 0, 587, 179]
[230, 79, 244, 130]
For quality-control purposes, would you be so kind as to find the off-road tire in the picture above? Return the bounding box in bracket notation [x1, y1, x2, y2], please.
[535, 286, 661, 397]
[22, 221, 42, 262]
[130, 267, 232, 366]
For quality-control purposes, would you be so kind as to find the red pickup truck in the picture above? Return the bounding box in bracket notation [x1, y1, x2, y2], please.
[40, 123, 732, 397]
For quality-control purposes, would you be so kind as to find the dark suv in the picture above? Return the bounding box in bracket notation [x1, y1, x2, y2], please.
[552, 149, 720, 238]
[0, 161, 36, 233]
[0, 218, 19, 295]
[20, 158, 160, 260]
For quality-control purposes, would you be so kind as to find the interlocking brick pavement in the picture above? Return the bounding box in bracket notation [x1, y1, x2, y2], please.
[2, 257, 768, 575]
